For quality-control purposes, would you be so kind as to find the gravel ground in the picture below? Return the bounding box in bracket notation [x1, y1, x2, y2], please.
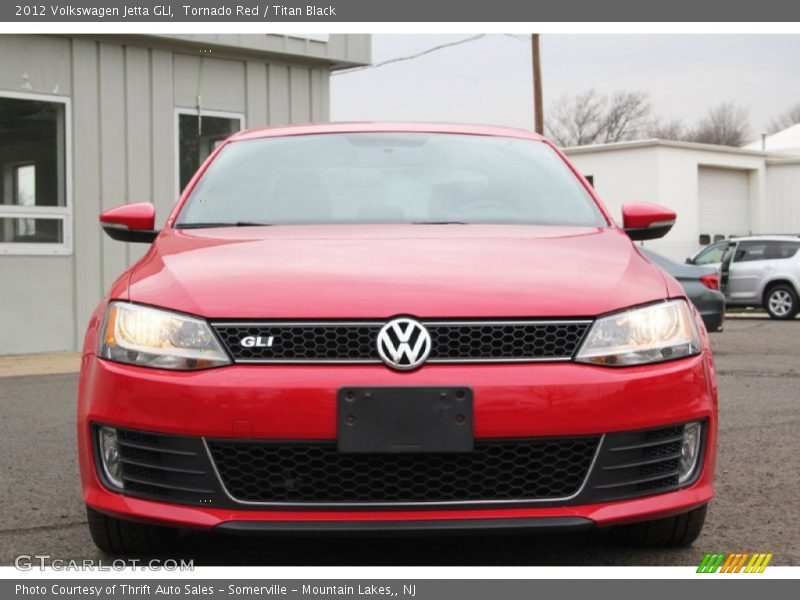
[1, 318, 798, 566]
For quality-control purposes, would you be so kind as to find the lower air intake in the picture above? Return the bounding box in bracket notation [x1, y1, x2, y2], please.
[206, 437, 601, 504]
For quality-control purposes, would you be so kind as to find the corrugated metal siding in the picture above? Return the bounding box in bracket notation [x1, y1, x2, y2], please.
[765, 163, 800, 233]
[72, 38, 103, 354]
[0, 35, 72, 95]
[0, 34, 345, 354]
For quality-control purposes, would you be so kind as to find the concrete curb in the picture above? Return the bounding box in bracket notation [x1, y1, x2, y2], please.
[0, 352, 81, 379]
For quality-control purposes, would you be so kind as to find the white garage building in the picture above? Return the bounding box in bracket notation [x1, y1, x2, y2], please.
[564, 137, 800, 263]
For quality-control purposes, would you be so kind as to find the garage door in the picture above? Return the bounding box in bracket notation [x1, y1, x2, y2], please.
[698, 167, 751, 239]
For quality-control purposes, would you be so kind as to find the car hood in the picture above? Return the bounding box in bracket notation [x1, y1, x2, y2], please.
[126, 225, 669, 318]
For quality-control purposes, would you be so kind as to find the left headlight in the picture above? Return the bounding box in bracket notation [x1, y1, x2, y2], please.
[576, 299, 700, 367]
[99, 302, 230, 370]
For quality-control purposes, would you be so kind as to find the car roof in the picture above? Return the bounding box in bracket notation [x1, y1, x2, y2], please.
[231, 121, 545, 143]
[728, 235, 800, 242]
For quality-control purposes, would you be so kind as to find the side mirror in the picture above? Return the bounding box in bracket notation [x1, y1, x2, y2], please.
[621, 203, 676, 241]
[99, 203, 159, 243]
[685, 257, 694, 265]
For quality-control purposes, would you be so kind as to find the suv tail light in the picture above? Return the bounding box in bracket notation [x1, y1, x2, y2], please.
[700, 274, 720, 291]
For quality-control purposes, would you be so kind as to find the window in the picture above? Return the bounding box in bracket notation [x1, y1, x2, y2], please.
[766, 241, 800, 260]
[693, 241, 729, 265]
[733, 241, 769, 263]
[0, 93, 70, 254]
[176, 109, 243, 194]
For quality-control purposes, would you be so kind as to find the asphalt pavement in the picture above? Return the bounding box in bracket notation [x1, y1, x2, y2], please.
[1, 318, 798, 566]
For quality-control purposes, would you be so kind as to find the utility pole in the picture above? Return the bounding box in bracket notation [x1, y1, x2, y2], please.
[531, 34, 544, 134]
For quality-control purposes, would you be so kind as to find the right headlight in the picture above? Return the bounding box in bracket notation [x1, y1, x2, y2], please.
[576, 299, 700, 367]
[99, 302, 230, 370]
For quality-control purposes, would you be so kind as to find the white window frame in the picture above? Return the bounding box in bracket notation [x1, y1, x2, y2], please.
[0, 90, 72, 256]
[174, 107, 245, 199]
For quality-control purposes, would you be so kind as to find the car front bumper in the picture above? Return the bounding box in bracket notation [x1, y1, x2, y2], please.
[78, 352, 717, 532]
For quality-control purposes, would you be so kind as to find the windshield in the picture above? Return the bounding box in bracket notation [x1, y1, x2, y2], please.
[176, 132, 606, 228]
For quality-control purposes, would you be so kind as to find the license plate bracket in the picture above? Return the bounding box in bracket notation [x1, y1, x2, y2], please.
[337, 387, 474, 454]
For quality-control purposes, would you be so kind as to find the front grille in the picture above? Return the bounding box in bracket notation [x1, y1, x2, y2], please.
[212, 320, 591, 364]
[206, 437, 601, 504]
[94, 423, 703, 509]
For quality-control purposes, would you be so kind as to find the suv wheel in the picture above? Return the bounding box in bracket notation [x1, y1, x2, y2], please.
[764, 284, 799, 320]
[86, 506, 178, 555]
[610, 504, 707, 548]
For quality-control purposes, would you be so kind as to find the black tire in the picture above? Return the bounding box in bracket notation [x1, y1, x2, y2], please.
[763, 284, 799, 320]
[86, 506, 178, 555]
[610, 504, 707, 548]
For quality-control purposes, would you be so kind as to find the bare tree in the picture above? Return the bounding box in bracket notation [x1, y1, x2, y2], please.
[768, 103, 800, 133]
[548, 92, 750, 148]
[547, 89, 651, 147]
[547, 89, 606, 146]
[688, 102, 750, 146]
[647, 119, 687, 141]
[602, 91, 652, 143]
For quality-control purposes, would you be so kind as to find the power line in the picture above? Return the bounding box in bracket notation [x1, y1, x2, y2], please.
[332, 34, 489, 76]
[504, 34, 532, 41]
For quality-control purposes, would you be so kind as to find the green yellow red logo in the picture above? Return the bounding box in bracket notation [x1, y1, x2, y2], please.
[697, 552, 773, 573]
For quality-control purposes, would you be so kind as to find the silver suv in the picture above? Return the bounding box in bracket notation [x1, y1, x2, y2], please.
[688, 236, 800, 320]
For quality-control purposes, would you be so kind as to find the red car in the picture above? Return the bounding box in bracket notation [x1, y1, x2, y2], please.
[78, 123, 717, 554]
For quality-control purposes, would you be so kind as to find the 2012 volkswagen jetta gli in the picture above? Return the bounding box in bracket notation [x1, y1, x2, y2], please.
[78, 123, 717, 554]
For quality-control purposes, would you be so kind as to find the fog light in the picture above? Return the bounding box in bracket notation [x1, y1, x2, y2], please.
[98, 426, 124, 488]
[678, 421, 702, 484]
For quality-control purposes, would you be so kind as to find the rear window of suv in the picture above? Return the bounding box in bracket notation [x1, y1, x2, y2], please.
[176, 132, 606, 228]
[734, 240, 800, 262]
[767, 241, 800, 260]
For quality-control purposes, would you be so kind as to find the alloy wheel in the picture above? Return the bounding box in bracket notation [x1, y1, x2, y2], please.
[769, 290, 793, 317]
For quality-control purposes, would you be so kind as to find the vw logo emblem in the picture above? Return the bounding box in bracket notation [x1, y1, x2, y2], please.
[376, 317, 432, 371]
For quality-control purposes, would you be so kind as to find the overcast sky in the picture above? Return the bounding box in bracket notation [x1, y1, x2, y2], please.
[331, 34, 800, 143]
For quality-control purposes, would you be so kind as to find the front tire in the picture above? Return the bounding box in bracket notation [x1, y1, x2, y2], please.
[86, 507, 178, 555]
[764, 284, 799, 320]
[610, 504, 707, 548]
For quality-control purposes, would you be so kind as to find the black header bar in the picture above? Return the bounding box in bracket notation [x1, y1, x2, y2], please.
[3, 0, 800, 22]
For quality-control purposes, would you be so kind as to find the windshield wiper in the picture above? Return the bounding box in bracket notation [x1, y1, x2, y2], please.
[412, 221, 468, 225]
[175, 222, 273, 229]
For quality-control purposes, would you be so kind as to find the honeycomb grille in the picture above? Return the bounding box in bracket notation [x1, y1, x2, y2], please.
[643, 440, 682, 458]
[212, 320, 591, 364]
[206, 437, 600, 504]
[644, 425, 683, 440]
